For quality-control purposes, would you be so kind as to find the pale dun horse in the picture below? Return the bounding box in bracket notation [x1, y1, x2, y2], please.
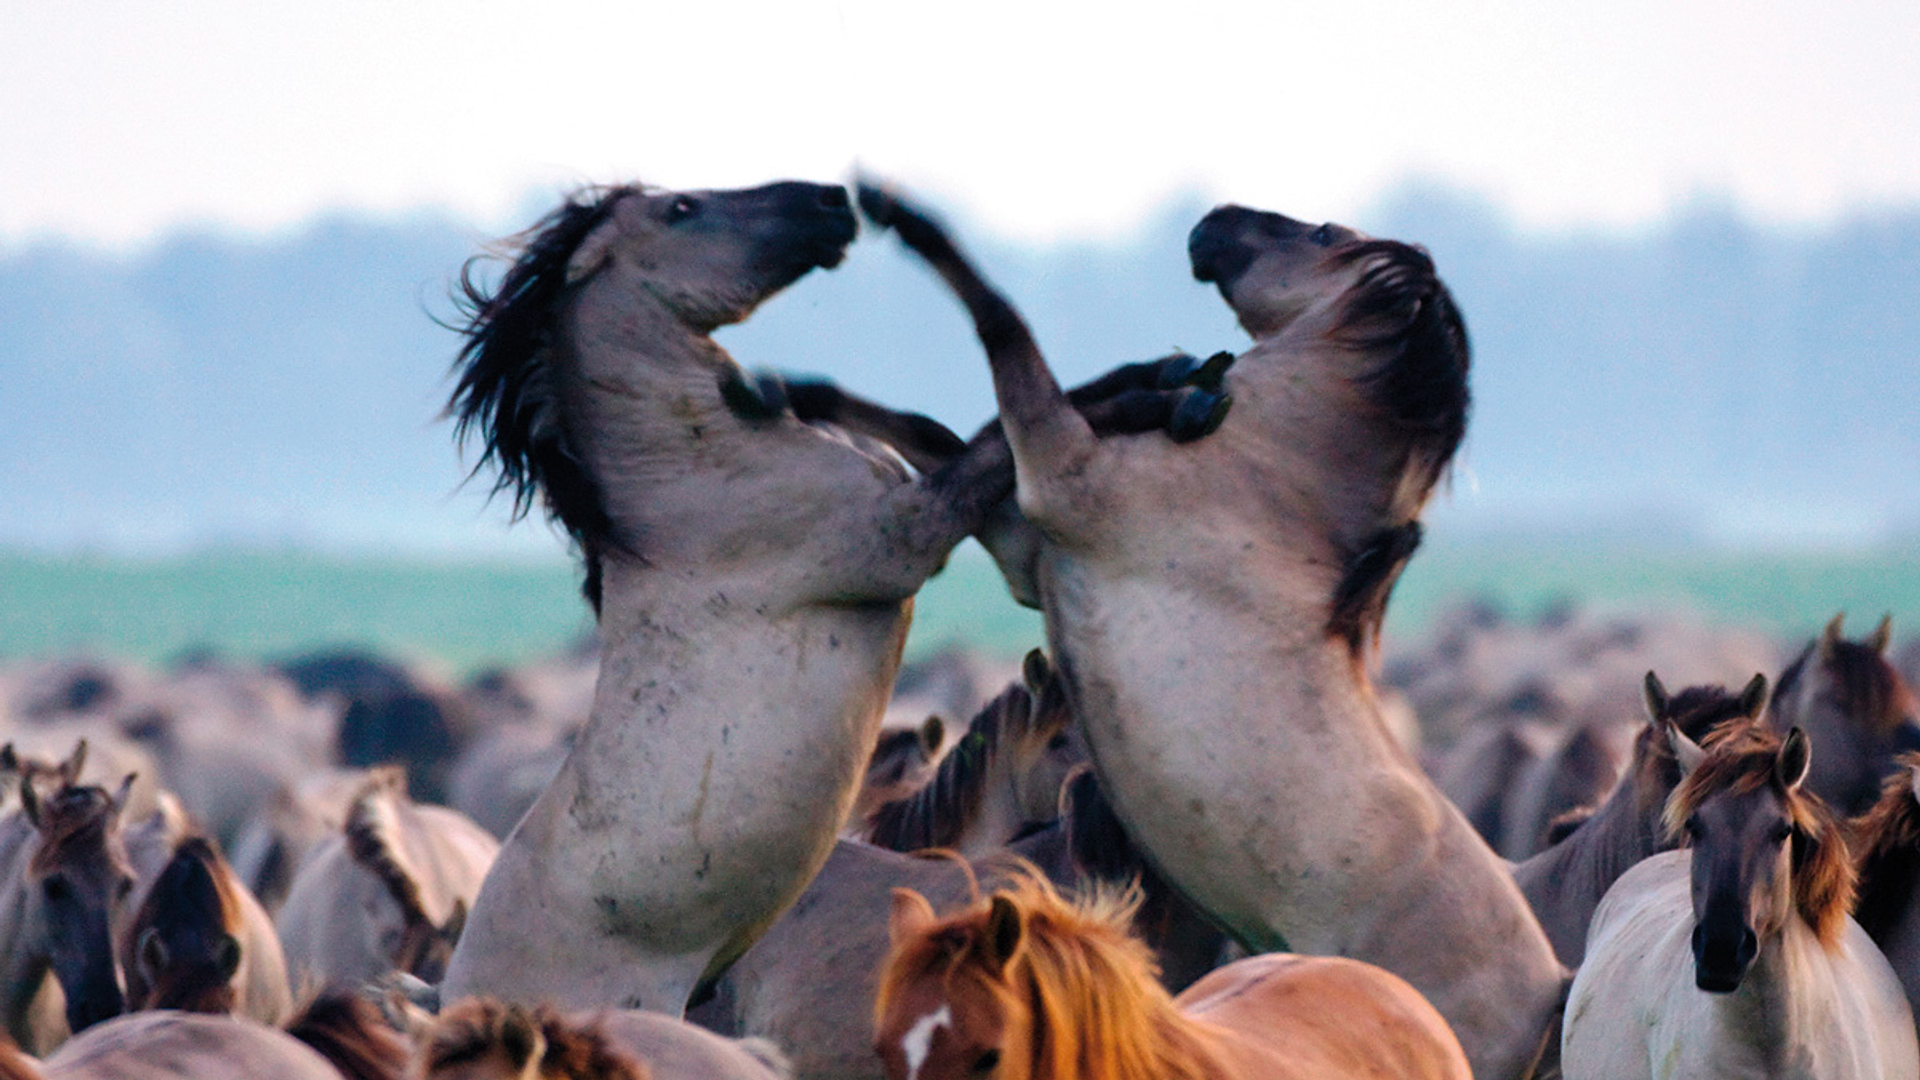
[875, 875, 1471, 1080]
[1563, 723, 1919, 1079]
[859, 185, 1567, 1079]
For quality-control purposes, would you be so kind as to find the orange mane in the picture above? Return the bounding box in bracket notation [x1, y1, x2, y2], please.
[1664, 723, 1856, 947]
[876, 875, 1212, 1080]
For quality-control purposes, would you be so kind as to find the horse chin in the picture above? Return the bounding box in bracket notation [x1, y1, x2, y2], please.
[1694, 965, 1746, 994]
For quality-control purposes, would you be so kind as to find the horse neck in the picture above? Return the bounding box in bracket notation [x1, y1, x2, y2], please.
[560, 275, 737, 466]
[1698, 914, 1838, 1068]
[1024, 969, 1218, 1080]
[1565, 740, 1679, 893]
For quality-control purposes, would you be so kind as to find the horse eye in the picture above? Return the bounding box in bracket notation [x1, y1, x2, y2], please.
[971, 1049, 1001, 1074]
[1309, 223, 1336, 246]
[1046, 732, 1070, 752]
[1683, 815, 1701, 839]
[1771, 822, 1794, 845]
[665, 195, 701, 224]
[115, 877, 134, 900]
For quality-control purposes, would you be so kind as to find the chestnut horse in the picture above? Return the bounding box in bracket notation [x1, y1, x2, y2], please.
[875, 875, 1470, 1080]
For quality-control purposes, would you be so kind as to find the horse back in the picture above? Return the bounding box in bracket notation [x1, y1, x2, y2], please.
[1176, 953, 1473, 1080]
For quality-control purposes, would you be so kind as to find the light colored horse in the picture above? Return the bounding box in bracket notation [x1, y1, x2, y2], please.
[278, 769, 494, 989]
[860, 651, 1080, 858]
[413, 997, 789, 1080]
[1848, 750, 1920, 1018]
[118, 834, 291, 1024]
[229, 766, 383, 914]
[1772, 613, 1920, 817]
[0, 753, 138, 1051]
[438, 180, 1192, 1015]
[876, 875, 1471, 1080]
[1563, 723, 1918, 1079]
[33, 993, 407, 1080]
[1511, 671, 1768, 966]
[860, 185, 1568, 1079]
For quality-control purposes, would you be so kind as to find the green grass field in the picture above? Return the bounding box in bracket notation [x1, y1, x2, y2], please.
[3, 540, 1916, 674]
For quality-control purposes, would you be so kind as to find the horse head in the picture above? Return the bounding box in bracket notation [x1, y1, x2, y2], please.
[1772, 613, 1920, 816]
[1666, 722, 1854, 993]
[20, 759, 137, 1033]
[124, 836, 242, 1013]
[1188, 204, 1470, 654]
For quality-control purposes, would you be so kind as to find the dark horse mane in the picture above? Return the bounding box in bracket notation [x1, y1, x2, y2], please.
[1850, 751, 1920, 941]
[448, 185, 638, 613]
[866, 678, 1062, 853]
[1325, 240, 1471, 653]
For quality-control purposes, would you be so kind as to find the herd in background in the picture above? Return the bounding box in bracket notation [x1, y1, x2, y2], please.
[1, 605, 1916, 1077]
[3, 178, 1920, 1080]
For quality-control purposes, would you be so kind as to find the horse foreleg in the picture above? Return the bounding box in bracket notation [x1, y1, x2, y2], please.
[857, 182, 1096, 525]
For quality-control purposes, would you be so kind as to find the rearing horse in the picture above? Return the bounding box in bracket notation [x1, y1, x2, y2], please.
[439, 179, 1215, 1015]
[0, 747, 137, 1048]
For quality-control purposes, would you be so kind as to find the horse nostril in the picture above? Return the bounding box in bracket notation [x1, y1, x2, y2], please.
[818, 186, 850, 210]
[1738, 927, 1758, 966]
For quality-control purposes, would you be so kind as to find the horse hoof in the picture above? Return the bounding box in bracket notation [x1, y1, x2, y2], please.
[754, 372, 790, 414]
[719, 370, 787, 422]
[1154, 352, 1199, 390]
[1169, 388, 1232, 443]
[1189, 350, 1238, 392]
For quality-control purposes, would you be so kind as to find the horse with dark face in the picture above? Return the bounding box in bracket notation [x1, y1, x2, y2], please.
[0, 746, 136, 1050]
[1564, 723, 1917, 1079]
[439, 179, 1212, 1015]
[1772, 613, 1920, 817]
[118, 835, 290, 1024]
[1510, 671, 1764, 966]
[860, 185, 1564, 1079]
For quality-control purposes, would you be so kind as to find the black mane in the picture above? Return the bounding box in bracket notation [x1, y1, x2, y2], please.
[1324, 240, 1471, 654]
[447, 186, 635, 612]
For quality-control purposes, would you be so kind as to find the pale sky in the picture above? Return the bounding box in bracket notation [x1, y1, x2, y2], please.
[4, 0, 1919, 250]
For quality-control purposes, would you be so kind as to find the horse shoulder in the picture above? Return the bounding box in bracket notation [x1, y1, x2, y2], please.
[1825, 921, 1920, 1075]
[40, 1012, 341, 1080]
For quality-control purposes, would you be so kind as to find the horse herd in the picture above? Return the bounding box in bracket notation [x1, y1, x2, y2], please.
[3, 179, 1919, 1079]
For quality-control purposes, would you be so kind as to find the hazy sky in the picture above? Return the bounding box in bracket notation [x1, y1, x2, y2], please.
[5, 0, 1919, 250]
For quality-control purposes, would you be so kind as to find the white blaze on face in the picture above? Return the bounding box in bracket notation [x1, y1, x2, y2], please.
[900, 1004, 953, 1080]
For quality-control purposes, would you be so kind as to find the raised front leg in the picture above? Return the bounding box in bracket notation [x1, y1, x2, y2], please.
[857, 182, 1098, 526]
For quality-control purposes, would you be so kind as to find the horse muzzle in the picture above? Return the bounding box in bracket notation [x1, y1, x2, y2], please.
[1692, 923, 1758, 994]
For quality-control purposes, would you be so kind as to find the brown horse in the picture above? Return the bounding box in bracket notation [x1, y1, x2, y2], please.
[1848, 750, 1920, 1017]
[1772, 613, 1920, 816]
[862, 652, 1079, 858]
[875, 874, 1471, 1080]
[1564, 722, 1917, 1078]
[118, 835, 291, 1023]
[0, 750, 137, 1049]
[414, 998, 789, 1080]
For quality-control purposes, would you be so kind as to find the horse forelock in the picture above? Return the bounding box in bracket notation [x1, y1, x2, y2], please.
[867, 683, 1035, 852]
[449, 184, 638, 613]
[1666, 725, 1856, 947]
[1663, 684, 1756, 742]
[27, 784, 125, 876]
[880, 875, 1208, 1080]
[1850, 752, 1920, 940]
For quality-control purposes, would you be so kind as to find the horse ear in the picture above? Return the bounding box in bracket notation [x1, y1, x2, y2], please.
[1820, 613, 1846, 662]
[1737, 673, 1770, 721]
[61, 738, 88, 786]
[1667, 723, 1707, 774]
[1777, 727, 1812, 791]
[983, 893, 1026, 976]
[566, 208, 625, 286]
[888, 888, 937, 948]
[109, 773, 137, 814]
[442, 898, 469, 943]
[918, 715, 946, 759]
[498, 1005, 546, 1070]
[214, 934, 243, 981]
[1022, 649, 1052, 694]
[1642, 671, 1671, 722]
[1869, 613, 1893, 655]
[137, 926, 169, 985]
[19, 776, 41, 829]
